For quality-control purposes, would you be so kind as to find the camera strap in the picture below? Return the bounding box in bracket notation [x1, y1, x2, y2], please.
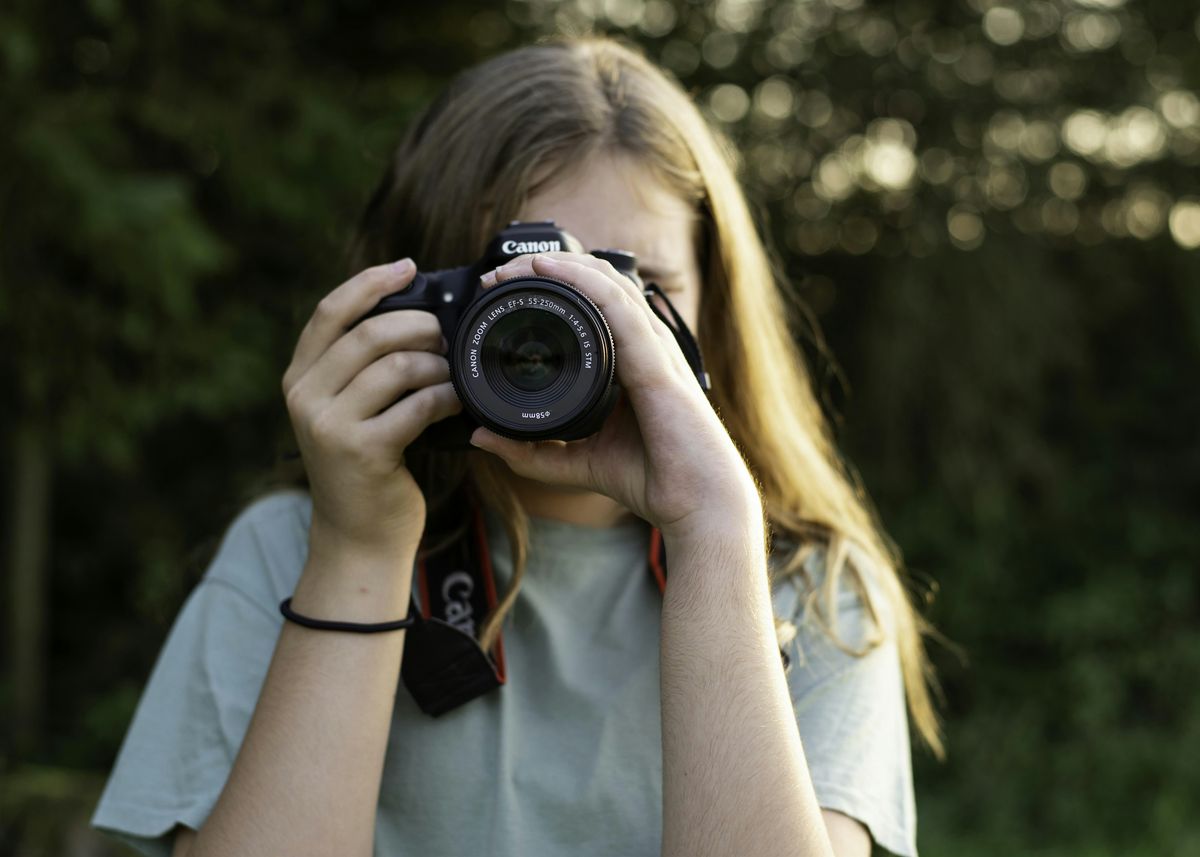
[643, 282, 711, 392]
[400, 489, 669, 717]
[399, 489, 789, 718]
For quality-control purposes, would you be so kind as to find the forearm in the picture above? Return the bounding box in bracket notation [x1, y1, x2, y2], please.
[659, 507, 834, 857]
[190, 541, 415, 857]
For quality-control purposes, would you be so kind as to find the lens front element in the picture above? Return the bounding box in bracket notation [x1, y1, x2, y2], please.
[489, 313, 575, 398]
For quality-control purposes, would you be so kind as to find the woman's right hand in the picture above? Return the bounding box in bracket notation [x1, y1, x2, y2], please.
[281, 258, 462, 561]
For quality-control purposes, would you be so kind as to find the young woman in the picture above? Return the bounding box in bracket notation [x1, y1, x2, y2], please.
[91, 37, 940, 857]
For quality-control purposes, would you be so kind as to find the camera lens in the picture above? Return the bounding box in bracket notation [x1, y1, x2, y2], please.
[491, 315, 573, 394]
[450, 278, 618, 441]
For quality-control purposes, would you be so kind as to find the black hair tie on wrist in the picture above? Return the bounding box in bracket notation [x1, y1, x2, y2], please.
[279, 597, 417, 632]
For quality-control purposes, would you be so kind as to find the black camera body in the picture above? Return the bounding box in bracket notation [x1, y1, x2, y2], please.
[358, 220, 704, 448]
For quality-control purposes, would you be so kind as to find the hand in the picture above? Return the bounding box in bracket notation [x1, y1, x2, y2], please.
[470, 252, 762, 541]
[281, 258, 462, 560]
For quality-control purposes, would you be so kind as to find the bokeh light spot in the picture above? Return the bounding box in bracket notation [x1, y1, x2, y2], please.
[797, 90, 834, 128]
[1048, 162, 1088, 199]
[753, 77, 795, 120]
[863, 140, 917, 190]
[1157, 90, 1200, 130]
[603, 0, 645, 29]
[1019, 120, 1061, 161]
[947, 205, 985, 248]
[1104, 106, 1167, 167]
[983, 8, 1025, 46]
[1041, 197, 1080, 235]
[702, 31, 741, 68]
[1062, 12, 1122, 52]
[708, 83, 750, 123]
[1122, 185, 1170, 239]
[856, 16, 898, 57]
[638, 0, 677, 36]
[954, 44, 995, 86]
[1168, 199, 1200, 249]
[814, 154, 856, 201]
[1062, 109, 1107, 157]
[660, 39, 700, 76]
[920, 148, 957, 184]
[712, 0, 764, 33]
[984, 163, 1028, 209]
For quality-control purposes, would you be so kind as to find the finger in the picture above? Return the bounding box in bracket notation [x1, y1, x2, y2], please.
[530, 255, 681, 395]
[285, 259, 418, 387]
[300, 310, 445, 401]
[491, 250, 643, 302]
[567, 257, 689, 352]
[491, 252, 686, 364]
[333, 351, 452, 420]
[363, 381, 463, 451]
[468, 428, 589, 488]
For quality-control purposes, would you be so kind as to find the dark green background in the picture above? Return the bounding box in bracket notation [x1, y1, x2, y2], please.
[2, 1, 1197, 854]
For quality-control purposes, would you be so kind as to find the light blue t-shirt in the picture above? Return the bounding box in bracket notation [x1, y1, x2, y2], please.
[90, 490, 917, 856]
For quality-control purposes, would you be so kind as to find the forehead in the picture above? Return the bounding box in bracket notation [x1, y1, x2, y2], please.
[517, 153, 698, 271]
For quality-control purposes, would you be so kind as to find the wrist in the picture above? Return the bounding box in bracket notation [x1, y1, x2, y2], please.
[308, 513, 422, 569]
[660, 482, 765, 550]
[296, 529, 419, 620]
[292, 555, 416, 625]
[659, 504, 770, 608]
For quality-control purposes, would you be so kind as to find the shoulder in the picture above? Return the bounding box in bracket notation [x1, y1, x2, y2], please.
[204, 489, 313, 608]
[228, 487, 312, 529]
[88, 499, 312, 853]
[771, 536, 918, 857]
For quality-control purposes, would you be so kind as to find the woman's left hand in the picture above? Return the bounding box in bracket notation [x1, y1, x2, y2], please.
[469, 252, 762, 541]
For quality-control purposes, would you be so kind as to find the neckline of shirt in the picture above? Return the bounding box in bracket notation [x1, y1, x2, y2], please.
[292, 489, 651, 566]
[482, 504, 651, 559]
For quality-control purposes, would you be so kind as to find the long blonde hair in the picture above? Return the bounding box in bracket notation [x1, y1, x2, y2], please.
[338, 36, 943, 756]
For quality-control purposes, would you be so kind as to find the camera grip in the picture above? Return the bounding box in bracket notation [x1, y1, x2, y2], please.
[360, 272, 437, 319]
[349, 271, 479, 451]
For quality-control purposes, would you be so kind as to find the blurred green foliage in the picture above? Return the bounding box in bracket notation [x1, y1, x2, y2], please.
[1, 0, 1197, 855]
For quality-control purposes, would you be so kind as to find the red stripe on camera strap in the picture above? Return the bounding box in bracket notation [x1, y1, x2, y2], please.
[472, 507, 508, 682]
[648, 526, 667, 594]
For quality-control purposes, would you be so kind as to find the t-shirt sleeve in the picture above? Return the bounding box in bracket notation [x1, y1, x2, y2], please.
[89, 491, 310, 857]
[771, 541, 919, 857]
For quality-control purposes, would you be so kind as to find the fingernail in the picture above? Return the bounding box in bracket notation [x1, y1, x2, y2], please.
[393, 257, 414, 274]
[479, 269, 498, 288]
[439, 334, 449, 354]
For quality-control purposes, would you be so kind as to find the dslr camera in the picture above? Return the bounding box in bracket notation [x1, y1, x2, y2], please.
[358, 221, 708, 448]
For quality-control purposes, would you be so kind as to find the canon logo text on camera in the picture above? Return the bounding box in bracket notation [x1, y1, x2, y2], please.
[501, 239, 563, 254]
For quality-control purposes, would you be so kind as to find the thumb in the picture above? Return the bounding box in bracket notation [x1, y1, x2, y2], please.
[469, 427, 587, 488]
